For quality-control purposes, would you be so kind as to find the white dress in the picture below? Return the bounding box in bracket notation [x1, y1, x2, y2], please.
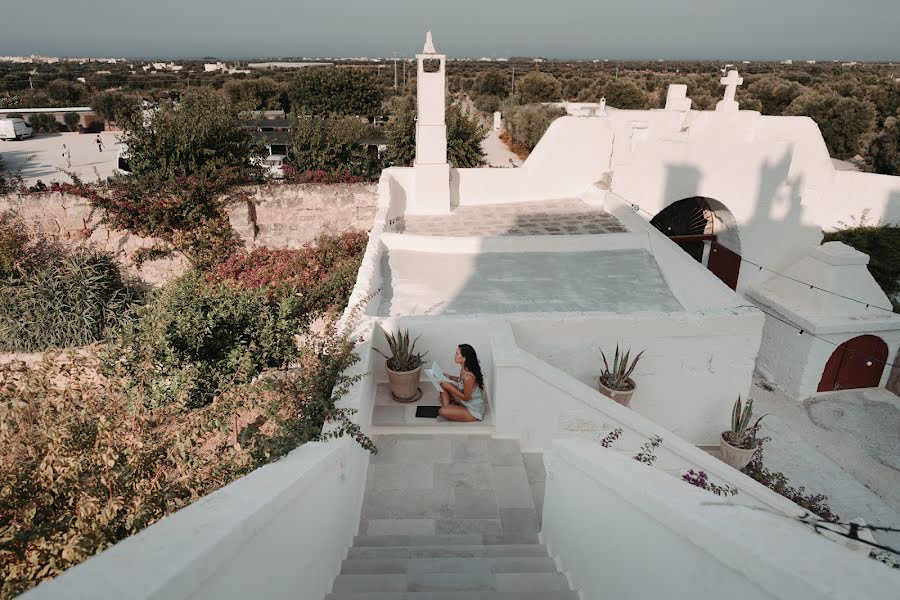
[455, 378, 486, 421]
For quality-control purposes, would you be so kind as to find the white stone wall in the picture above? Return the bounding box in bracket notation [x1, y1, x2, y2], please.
[508, 310, 763, 445]
[543, 440, 897, 600]
[755, 311, 900, 398]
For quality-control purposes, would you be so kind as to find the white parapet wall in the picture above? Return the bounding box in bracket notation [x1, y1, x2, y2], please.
[20, 438, 370, 600]
[542, 439, 897, 600]
[485, 319, 802, 513]
[20, 228, 388, 600]
[507, 309, 762, 445]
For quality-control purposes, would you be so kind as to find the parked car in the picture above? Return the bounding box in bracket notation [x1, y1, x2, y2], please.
[0, 118, 34, 141]
[115, 148, 132, 175]
[252, 154, 289, 180]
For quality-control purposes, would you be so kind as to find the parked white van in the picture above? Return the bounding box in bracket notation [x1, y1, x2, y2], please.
[0, 118, 34, 141]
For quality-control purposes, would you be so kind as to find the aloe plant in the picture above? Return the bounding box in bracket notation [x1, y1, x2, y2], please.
[599, 344, 644, 391]
[374, 328, 426, 372]
[724, 396, 766, 449]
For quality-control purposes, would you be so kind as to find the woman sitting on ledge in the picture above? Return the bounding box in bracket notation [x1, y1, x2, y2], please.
[439, 344, 486, 422]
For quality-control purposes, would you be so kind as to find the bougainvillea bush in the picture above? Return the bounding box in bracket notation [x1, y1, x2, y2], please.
[209, 231, 367, 314]
[742, 445, 839, 522]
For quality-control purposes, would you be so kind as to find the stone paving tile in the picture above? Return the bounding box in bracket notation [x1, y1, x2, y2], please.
[363, 519, 436, 536]
[372, 464, 435, 491]
[452, 490, 500, 519]
[488, 439, 525, 467]
[450, 436, 490, 463]
[391, 199, 627, 236]
[434, 518, 503, 535]
[434, 463, 495, 491]
[499, 508, 540, 535]
[492, 466, 536, 509]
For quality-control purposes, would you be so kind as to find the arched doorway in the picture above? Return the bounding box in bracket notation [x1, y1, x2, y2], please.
[817, 335, 889, 392]
[650, 197, 742, 290]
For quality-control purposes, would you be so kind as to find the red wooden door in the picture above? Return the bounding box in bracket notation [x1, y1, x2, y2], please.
[707, 241, 741, 291]
[817, 335, 888, 392]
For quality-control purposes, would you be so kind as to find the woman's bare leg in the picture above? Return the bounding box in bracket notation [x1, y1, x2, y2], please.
[439, 390, 451, 407]
[438, 405, 479, 422]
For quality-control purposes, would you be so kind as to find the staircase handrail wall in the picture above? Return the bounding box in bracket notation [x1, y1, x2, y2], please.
[543, 439, 896, 600]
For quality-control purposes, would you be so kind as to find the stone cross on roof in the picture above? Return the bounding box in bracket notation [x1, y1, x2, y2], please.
[716, 69, 743, 112]
[423, 31, 436, 54]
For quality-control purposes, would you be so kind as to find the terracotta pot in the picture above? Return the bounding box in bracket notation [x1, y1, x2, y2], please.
[719, 433, 758, 470]
[598, 377, 636, 407]
[386, 364, 422, 402]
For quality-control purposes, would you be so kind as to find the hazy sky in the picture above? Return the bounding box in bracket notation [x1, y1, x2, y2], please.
[3, 0, 898, 60]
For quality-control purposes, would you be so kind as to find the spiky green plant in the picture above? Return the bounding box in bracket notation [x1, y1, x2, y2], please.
[375, 328, 426, 372]
[724, 396, 767, 449]
[0, 249, 142, 352]
[599, 344, 644, 391]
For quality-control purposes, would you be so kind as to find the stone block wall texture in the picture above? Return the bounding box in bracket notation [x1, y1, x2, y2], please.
[0, 183, 378, 287]
[229, 183, 378, 248]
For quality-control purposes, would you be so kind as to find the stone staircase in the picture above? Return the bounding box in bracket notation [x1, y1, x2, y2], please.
[325, 434, 577, 599]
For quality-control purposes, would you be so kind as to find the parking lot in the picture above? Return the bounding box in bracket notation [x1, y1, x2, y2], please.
[1, 131, 124, 187]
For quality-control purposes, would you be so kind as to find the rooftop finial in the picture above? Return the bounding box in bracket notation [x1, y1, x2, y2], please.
[423, 31, 436, 54]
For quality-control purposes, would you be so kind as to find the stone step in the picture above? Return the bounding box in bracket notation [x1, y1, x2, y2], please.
[330, 572, 572, 594]
[347, 544, 549, 559]
[340, 556, 558, 575]
[353, 533, 539, 547]
[326, 593, 579, 600]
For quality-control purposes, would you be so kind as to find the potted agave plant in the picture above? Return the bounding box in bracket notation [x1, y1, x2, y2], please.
[720, 396, 765, 470]
[375, 328, 427, 403]
[598, 345, 644, 407]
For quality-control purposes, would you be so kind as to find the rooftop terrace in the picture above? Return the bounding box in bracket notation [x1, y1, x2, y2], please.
[390, 199, 627, 236]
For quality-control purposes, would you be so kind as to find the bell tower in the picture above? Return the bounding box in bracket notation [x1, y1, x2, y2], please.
[413, 31, 451, 213]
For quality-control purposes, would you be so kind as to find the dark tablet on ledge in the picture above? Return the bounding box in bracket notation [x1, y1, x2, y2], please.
[415, 406, 440, 418]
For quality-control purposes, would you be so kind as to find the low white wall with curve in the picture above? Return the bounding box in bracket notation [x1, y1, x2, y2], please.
[542, 439, 896, 600]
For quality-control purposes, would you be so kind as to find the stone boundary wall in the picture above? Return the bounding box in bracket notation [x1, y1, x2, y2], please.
[0, 183, 377, 286]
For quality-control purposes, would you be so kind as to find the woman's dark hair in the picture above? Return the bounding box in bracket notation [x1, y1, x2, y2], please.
[458, 344, 484, 389]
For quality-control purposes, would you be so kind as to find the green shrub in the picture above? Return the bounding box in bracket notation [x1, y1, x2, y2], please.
[504, 103, 566, 151]
[473, 93, 501, 115]
[0, 249, 141, 352]
[823, 222, 900, 310]
[63, 112, 80, 131]
[516, 71, 562, 103]
[26, 113, 59, 133]
[0, 318, 371, 597]
[869, 115, 900, 176]
[288, 114, 382, 179]
[112, 272, 312, 410]
[0, 212, 28, 276]
[385, 96, 486, 167]
[286, 68, 383, 117]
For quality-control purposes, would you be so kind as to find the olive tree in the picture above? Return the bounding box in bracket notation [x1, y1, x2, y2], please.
[91, 91, 141, 125]
[287, 69, 383, 117]
[785, 90, 876, 159]
[385, 95, 486, 167]
[118, 89, 262, 180]
[516, 71, 562, 104]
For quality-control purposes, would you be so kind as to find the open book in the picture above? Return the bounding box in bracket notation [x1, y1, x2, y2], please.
[424, 360, 451, 392]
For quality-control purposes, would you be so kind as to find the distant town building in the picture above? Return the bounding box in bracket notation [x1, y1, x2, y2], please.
[247, 62, 333, 70]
